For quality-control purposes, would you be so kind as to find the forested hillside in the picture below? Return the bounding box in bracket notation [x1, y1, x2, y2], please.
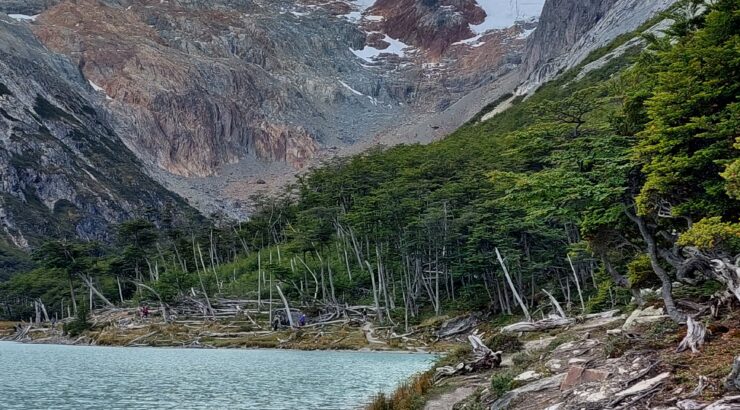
[2, 0, 738, 333]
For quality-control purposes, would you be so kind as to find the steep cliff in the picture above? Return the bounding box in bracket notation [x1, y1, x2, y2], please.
[519, 0, 676, 93]
[0, 15, 196, 250]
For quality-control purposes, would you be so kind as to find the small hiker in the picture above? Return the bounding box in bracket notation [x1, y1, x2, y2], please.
[142, 305, 150, 319]
[298, 313, 306, 327]
[272, 316, 280, 331]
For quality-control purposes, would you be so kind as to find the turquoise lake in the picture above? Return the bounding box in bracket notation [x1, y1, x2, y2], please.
[0, 342, 434, 409]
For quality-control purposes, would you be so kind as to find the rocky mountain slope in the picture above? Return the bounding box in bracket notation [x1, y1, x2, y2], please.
[0, 14, 196, 252]
[0, 0, 678, 245]
[3, 0, 540, 218]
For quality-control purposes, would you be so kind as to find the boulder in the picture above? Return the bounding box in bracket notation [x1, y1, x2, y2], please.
[514, 370, 542, 382]
[560, 366, 610, 390]
[622, 306, 667, 330]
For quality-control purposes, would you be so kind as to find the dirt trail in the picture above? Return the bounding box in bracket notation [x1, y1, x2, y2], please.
[423, 385, 479, 410]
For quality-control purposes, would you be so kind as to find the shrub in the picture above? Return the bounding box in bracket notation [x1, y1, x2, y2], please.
[490, 372, 515, 399]
[603, 335, 629, 358]
[586, 278, 631, 313]
[677, 217, 740, 253]
[438, 344, 472, 367]
[63, 304, 91, 337]
[485, 333, 522, 353]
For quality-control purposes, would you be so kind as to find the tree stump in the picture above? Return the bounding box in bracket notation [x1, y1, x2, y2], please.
[677, 317, 705, 354]
[726, 355, 740, 391]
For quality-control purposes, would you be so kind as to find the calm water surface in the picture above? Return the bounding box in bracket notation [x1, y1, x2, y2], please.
[0, 341, 433, 409]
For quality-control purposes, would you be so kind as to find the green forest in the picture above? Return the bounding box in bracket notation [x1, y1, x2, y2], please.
[2, 0, 738, 330]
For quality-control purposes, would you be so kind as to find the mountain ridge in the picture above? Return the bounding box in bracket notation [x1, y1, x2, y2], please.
[0, 0, 676, 248]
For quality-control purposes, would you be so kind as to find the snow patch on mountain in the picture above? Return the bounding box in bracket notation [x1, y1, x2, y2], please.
[8, 14, 38, 22]
[350, 34, 410, 61]
[339, 80, 364, 96]
[471, 0, 545, 33]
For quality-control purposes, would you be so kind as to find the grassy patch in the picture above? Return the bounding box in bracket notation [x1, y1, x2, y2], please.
[367, 371, 434, 410]
[489, 371, 516, 399]
[485, 333, 522, 353]
[603, 334, 630, 358]
[437, 344, 472, 367]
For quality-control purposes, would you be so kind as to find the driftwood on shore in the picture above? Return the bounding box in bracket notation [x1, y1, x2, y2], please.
[434, 334, 502, 383]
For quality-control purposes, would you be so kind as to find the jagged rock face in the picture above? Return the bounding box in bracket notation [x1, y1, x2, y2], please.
[33, 0, 341, 177]
[0, 0, 537, 223]
[523, 0, 617, 77]
[369, 0, 485, 57]
[0, 0, 58, 15]
[22, 0, 535, 180]
[0, 15, 195, 247]
[520, 0, 677, 93]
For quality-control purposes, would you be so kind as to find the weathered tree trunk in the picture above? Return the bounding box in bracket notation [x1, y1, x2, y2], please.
[38, 299, 50, 322]
[68, 275, 78, 315]
[34, 300, 40, 324]
[496, 248, 531, 321]
[269, 272, 273, 326]
[343, 243, 353, 282]
[257, 251, 262, 310]
[434, 334, 501, 382]
[626, 210, 686, 323]
[116, 276, 124, 304]
[77, 274, 114, 307]
[296, 255, 319, 301]
[709, 257, 740, 303]
[198, 245, 220, 294]
[365, 261, 383, 323]
[502, 309, 620, 333]
[567, 255, 586, 312]
[677, 316, 705, 354]
[542, 289, 566, 319]
[275, 284, 294, 328]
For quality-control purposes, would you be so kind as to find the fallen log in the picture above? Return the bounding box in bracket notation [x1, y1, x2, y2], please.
[13, 324, 31, 342]
[127, 331, 158, 346]
[700, 395, 740, 410]
[198, 331, 272, 338]
[433, 334, 501, 383]
[302, 319, 350, 328]
[501, 309, 621, 333]
[501, 317, 574, 333]
[609, 372, 670, 408]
